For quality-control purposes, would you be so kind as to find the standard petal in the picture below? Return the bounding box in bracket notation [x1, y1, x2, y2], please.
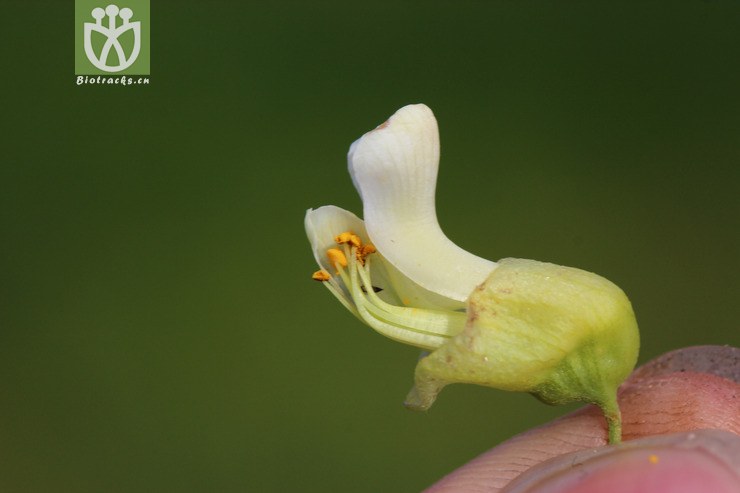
[347, 104, 497, 302]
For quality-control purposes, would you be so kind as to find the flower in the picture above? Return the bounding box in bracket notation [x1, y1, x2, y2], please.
[305, 204, 467, 350]
[305, 104, 640, 444]
[305, 105, 491, 350]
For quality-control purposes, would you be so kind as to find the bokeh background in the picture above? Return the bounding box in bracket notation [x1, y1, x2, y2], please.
[3, 2, 739, 492]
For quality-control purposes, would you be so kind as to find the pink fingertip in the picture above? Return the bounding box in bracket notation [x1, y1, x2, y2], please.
[518, 448, 739, 493]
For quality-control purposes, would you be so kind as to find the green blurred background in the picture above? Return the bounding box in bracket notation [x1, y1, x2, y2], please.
[3, 2, 739, 492]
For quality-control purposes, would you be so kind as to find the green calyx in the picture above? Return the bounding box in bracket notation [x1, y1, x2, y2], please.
[405, 258, 640, 444]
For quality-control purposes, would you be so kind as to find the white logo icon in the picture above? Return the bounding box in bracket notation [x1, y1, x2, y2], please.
[84, 4, 141, 72]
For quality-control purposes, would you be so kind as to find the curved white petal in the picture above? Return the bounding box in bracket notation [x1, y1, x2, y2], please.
[347, 104, 497, 302]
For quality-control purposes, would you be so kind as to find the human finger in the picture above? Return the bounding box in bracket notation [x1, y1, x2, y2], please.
[423, 345, 740, 493]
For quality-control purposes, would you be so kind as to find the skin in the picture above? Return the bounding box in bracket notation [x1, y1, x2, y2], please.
[423, 346, 740, 493]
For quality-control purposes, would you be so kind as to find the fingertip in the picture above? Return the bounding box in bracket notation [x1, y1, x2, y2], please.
[620, 371, 740, 440]
[619, 345, 740, 440]
[502, 430, 740, 493]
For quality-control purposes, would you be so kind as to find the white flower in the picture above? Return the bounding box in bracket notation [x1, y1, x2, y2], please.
[305, 104, 496, 350]
[305, 104, 639, 444]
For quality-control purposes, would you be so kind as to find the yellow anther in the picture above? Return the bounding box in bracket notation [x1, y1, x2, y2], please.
[356, 243, 377, 265]
[648, 454, 659, 464]
[312, 270, 331, 282]
[335, 231, 361, 248]
[326, 248, 348, 268]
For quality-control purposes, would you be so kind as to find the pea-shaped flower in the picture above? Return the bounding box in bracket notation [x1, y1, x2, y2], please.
[305, 104, 639, 444]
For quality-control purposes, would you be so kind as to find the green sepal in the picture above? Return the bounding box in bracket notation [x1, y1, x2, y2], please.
[405, 258, 640, 444]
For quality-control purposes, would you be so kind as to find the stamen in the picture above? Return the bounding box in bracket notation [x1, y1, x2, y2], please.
[335, 245, 354, 289]
[344, 246, 445, 349]
[338, 246, 463, 349]
[326, 248, 348, 269]
[312, 270, 331, 282]
[316, 236, 464, 350]
[321, 275, 360, 317]
[335, 231, 361, 248]
[356, 243, 377, 265]
[356, 258, 466, 338]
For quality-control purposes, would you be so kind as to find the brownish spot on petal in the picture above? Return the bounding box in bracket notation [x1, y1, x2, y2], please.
[375, 120, 390, 130]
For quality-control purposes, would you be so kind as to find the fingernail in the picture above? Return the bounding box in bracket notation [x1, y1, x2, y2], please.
[502, 430, 740, 493]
